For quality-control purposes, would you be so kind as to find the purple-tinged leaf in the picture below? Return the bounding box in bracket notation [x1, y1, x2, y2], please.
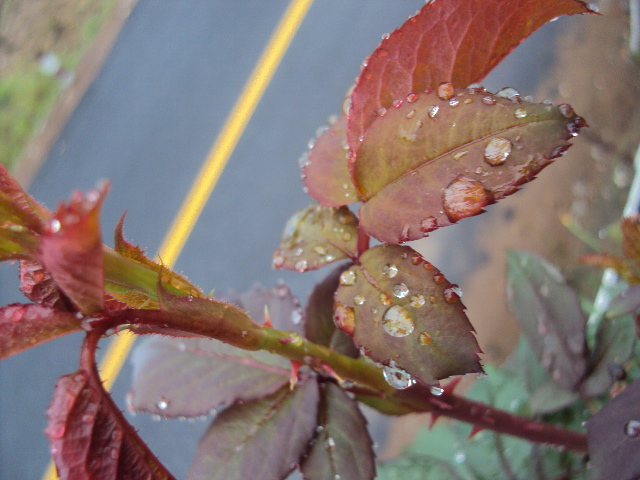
[305, 266, 359, 358]
[273, 204, 358, 272]
[19, 259, 70, 310]
[334, 244, 482, 386]
[129, 335, 289, 418]
[300, 382, 375, 480]
[46, 369, 175, 480]
[354, 89, 584, 244]
[301, 116, 359, 206]
[607, 284, 640, 319]
[189, 380, 319, 480]
[506, 250, 587, 390]
[580, 315, 636, 398]
[586, 378, 640, 480]
[0, 303, 81, 360]
[39, 184, 109, 315]
[347, 0, 594, 151]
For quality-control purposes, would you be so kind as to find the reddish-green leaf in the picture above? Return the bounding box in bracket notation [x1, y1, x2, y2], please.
[19, 260, 71, 310]
[0, 303, 81, 360]
[334, 244, 482, 386]
[301, 115, 359, 206]
[586, 378, 640, 480]
[0, 163, 49, 226]
[347, 0, 593, 149]
[506, 250, 587, 390]
[39, 184, 109, 315]
[273, 204, 358, 272]
[304, 265, 359, 358]
[354, 89, 584, 243]
[189, 380, 319, 480]
[129, 335, 290, 418]
[46, 369, 175, 480]
[301, 382, 375, 480]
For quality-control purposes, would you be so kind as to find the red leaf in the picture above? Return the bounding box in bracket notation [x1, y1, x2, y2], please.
[301, 116, 359, 206]
[19, 259, 71, 310]
[352, 88, 584, 244]
[189, 380, 319, 480]
[46, 368, 175, 480]
[39, 184, 109, 315]
[347, 0, 594, 150]
[0, 303, 81, 360]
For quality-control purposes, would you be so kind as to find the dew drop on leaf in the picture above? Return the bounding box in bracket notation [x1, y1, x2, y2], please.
[382, 362, 416, 389]
[410, 294, 426, 308]
[418, 332, 432, 344]
[157, 397, 169, 411]
[339, 270, 357, 286]
[382, 264, 398, 278]
[430, 386, 444, 396]
[354, 294, 366, 305]
[443, 285, 461, 303]
[514, 108, 527, 119]
[410, 252, 423, 265]
[496, 87, 520, 102]
[482, 96, 496, 106]
[484, 137, 511, 166]
[625, 420, 640, 438]
[294, 260, 308, 272]
[427, 105, 439, 118]
[382, 305, 414, 337]
[437, 82, 454, 100]
[558, 104, 574, 118]
[433, 273, 445, 284]
[406, 93, 418, 103]
[334, 303, 355, 336]
[442, 176, 491, 222]
[393, 283, 409, 298]
[379, 293, 392, 306]
[314, 245, 327, 256]
[420, 216, 438, 235]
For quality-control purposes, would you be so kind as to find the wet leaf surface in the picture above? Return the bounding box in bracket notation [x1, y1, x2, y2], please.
[301, 116, 359, 206]
[586, 378, 640, 480]
[355, 89, 584, 243]
[347, 0, 593, 150]
[304, 265, 359, 357]
[273, 204, 358, 272]
[189, 380, 319, 480]
[39, 184, 109, 315]
[129, 335, 290, 418]
[0, 303, 81, 360]
[19, 259, 71, 311]
[506, 250, 587, 390]
[334, 244, 482, 386]
[46, 369, 175, 480]
[300, 382, 375, 480]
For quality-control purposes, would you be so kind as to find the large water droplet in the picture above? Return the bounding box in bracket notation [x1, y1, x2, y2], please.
[443, 285, 461, 303]
[294, 259, 308, 273]
[382, 305, 414, 337]
[157, 397, 169, 411]
[437, 82, 454, 100]
[406, 93, 418, 103]
[442, 176, 491, 222]
[334, 304, 355, 336]
[625, 420, 640, 438]
[49, 219, 61, 233]
[382, 264, 398, 278]
[339, 270, 357, 286]
[393, 283, 409, 298]
[558, 104, 574, 118]
[514, 108, 527, 119]
[410, 294, 426, 308]
[484, 138, 511, 166]
[430, 386, 444, 396]
[382, 363, 416, 389]
[496, 87, 520, 102]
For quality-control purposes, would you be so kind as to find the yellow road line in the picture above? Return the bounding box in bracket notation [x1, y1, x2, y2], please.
[42, 1, 314, 478]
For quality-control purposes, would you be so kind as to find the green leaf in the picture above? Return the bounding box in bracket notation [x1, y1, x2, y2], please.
[586, 378, 640, 480]
[580, 315, 636, 398]
[376, 453, 466, 480]
[273, 204, 358, 272]
[129, 335, 290, 418]
[189, 380, 319, 480]
[347, 0, 594, 150]
[301, 115, 359, 206]
[301, 382, 375, 480]
[355, 90, 584, 244]
[529, 378, 580, 414]
[0, 303, 81, 360]
[506, 250, 587, 390]
[334, 244, 482, 386]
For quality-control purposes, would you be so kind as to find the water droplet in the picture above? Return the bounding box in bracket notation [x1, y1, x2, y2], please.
[334, 304, 355, 335]
[514, 108, 527, 118]
[410, 294, 426, 308]
[293, 247, 304, 256]
[475, 167, 484, 175]
[382, 305, 414, 337]
[482, 96, 496, 106]
[342, 232, 352, 242]
[433, 272, 445, 284]
[379, 293, 392, 306]
[427, 105, 439, 118]
[406, 93, 418, 103]
[294, 259, 308, 272]
[449, 98, 459, 107]
[484, 138, 511, 166]
[430, 386, 444, 396]
[382, 363, 416, 389]
[323, 254, 335, 262]
[49, 219, 61, 233]
[382, 264, 398, 278]
[419, 332, 432, 344]
[377, 107, 387, 117]
[392, 99, 403, 108]
[444, 284, 461, 303]
[307, 138, 316, 149]
[327, 436, 336, 449]
[437, 82, 454, 100]
[393, 283, 409, 298]
[454, 451, 466, 463]
[291, 309, 303, 325]
[314, 245, 327, 255]
[428, 295, 437, 304]
[339, 270, 357, 286]
[496, 87, 520, 102]
[405, 109, 416, 119]
[558, 104, 574, 118]
[82, 413, 95, 424]
[466, 83, 485, 94]
[453, 151, 468, 161]
[410, 252, 423, 265]
[442, 176, 491, 222]
[157, 397, 169, 411]
[420, 216, 438, 235]
[354, 294, 366, 305]
[625, 420, 640, 438]
[376, 48, 389, 58]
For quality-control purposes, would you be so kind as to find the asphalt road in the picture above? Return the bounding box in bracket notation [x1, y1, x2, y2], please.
[0, 1, 574, 478]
